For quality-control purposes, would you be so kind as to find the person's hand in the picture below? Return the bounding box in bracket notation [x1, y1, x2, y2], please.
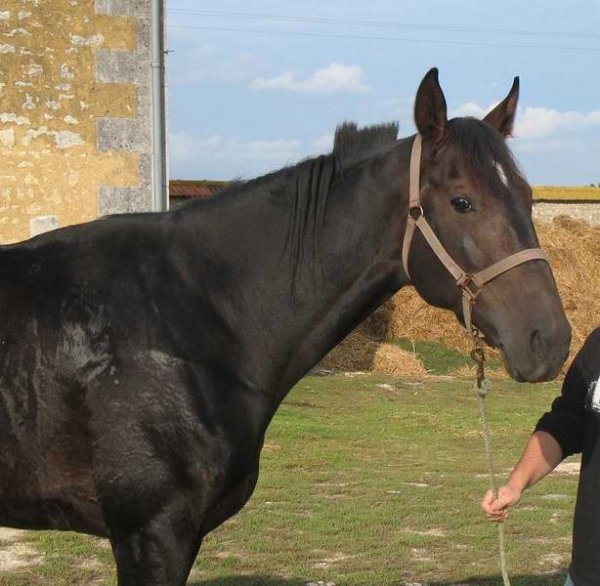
[481, 482, 523, 523]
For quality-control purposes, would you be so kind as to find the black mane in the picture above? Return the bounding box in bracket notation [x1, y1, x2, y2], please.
[333, 122, 399, 164]
[190, 122, 400, 292]
[207, 120, 400, 202]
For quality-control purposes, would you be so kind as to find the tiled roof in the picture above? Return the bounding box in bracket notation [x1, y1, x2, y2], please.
[170, 180, 228, 198]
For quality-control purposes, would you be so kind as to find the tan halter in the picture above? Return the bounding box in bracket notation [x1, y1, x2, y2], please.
[402, 133, 549, 339]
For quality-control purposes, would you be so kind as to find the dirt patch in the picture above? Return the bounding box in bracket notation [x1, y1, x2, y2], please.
[312, 551, 356, 569]
[410, 547, 434, 563]
[0, 528, 43, 572]
[537, 552, 568, 569]
[541, 493, 569, 500]
[555, 460, 581, 475]
[403, 527, 447, 537]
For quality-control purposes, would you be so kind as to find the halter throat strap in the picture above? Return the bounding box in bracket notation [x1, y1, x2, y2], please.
[401, 133, 549, 336]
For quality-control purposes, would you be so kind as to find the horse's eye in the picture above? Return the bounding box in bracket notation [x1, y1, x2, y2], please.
[451, 196, 474, 213]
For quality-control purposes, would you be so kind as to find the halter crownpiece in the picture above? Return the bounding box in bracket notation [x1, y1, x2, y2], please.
[401, 133, 549, 338]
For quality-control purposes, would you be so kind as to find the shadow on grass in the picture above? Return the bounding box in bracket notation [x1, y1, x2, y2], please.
[190, 572, 569, 586]
[427, 573, 568, 586]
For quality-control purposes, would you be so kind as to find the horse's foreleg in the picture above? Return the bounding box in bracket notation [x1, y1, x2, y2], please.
[108, 501, 203, 586]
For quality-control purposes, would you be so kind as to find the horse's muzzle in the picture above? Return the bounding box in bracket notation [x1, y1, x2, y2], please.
[499, 321, 571, 383]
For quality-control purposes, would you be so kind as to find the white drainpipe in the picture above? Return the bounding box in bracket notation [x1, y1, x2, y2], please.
[151, 0, 168, 211]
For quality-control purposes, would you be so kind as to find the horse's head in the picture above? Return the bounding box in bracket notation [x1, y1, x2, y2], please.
[405, 68, 570, 382]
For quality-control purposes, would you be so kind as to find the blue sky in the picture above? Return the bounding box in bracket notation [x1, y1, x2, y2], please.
[167, 0, 600, 185]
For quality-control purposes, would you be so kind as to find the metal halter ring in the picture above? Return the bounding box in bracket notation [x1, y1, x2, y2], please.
[408, 205, 423, 221]
[456, 274, 482, 302]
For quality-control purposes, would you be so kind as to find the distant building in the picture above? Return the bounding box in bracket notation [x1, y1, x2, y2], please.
[532, 187, 600, 226]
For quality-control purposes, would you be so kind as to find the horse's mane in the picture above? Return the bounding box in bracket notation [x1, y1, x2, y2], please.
[333, 121, 399, 165]
[211, 121, 399, 200]
[447, 117, 526, 194]
[201, 123, 399, 293]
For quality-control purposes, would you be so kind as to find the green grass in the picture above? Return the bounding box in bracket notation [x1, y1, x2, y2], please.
[0, 374, 576, 585]
[393, 337, 468, 374]
[392, 337, 503, 374]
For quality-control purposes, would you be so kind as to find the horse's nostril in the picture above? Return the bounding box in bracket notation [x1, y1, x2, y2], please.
[530, 329, 545, 357]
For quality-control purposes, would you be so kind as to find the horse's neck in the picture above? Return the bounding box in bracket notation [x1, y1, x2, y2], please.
[177, 146, 410, 405]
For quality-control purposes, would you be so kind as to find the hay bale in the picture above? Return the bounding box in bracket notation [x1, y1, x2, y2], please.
[320, 329, 426, 378]
[537, 217, 600, 360]
[365, 289, 472, 354]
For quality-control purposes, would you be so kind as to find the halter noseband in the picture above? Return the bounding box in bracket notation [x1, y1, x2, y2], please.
[402, 133, 549, 338]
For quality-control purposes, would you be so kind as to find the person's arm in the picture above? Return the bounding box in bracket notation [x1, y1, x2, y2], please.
[481, 359, 584, 523]
[481, 327, 600, 523]
[481, 430, 563, 522]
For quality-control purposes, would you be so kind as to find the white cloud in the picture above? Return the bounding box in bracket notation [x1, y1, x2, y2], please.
[312, 133, 334, 153]
[169, 41, 265, 86]
[513, 138, 569, 154]
[169, 130, 305, 179]
[169, 129, 344, 179]
[170, 131, 303, 163]
[450, 101, 600, 156]
[516, 107, 600, 140]
[250, 63, 370, 95]
[451, 101, 488, 119]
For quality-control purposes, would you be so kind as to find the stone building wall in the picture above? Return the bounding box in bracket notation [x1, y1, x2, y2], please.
[533, 202, 600, 226]
[0, 0, 156, 244]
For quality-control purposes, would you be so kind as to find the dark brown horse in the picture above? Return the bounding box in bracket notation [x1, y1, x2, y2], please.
[0, 69, 570, 584]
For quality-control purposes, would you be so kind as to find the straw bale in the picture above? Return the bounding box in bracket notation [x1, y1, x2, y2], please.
[537, 216, 600, 358]
[320, 329, 426, 377]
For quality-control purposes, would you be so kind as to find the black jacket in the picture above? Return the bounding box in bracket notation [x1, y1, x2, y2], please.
[536, 327, 600, 586]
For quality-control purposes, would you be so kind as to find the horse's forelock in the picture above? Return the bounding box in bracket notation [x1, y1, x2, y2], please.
[446, 117, 526, 194]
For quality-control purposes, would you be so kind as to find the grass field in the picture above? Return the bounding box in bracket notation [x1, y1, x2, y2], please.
[533, 185, 600, 201]
[0, 366, 578, 586]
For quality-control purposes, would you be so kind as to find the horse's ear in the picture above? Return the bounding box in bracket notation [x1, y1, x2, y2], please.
[414, 67, 448, 142]
[484, 76, 520, 137]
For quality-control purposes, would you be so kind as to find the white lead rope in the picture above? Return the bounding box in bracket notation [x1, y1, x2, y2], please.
[474, 370, 511, 586]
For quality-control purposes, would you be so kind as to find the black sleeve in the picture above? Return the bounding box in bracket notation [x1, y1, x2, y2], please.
[535, 327, 600, 458]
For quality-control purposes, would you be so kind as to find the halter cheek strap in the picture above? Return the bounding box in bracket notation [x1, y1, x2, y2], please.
[402, 133, 549, 338]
